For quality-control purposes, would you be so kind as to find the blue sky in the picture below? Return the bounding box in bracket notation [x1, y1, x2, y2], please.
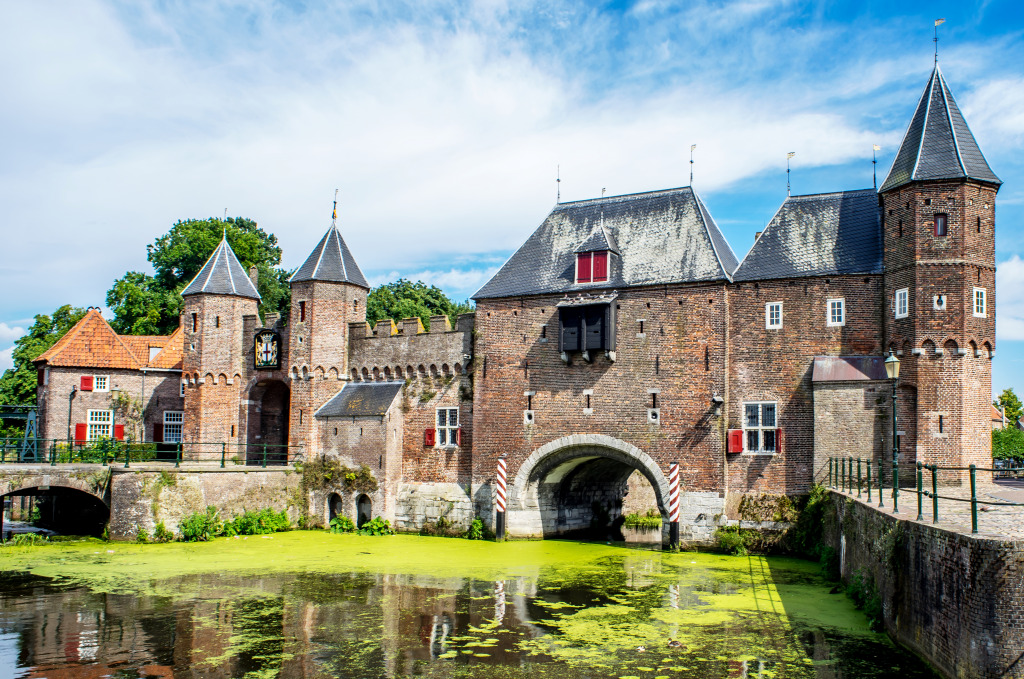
[1, 0, 1023, 396]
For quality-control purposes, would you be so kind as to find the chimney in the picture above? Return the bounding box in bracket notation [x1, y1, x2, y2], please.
[755, 231, 762, 241]
[248, 266, 259, 288]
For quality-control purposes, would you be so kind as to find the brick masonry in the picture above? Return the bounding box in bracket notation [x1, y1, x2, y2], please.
[823, 490, 1024, 679]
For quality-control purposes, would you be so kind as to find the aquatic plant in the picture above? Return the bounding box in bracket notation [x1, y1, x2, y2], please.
[152, 522, 174, 543]
[622, 509, 662, 530]
[4, 532, 49, 546]
[329, 516, 355, 533]
[420, 515, 463, 537]
[136, 527, 149, 543]
[178, 506, 223, 542]
[225, 508, 290, 536]
[715, 526, 749, 555]
[357, 517, 394, 536]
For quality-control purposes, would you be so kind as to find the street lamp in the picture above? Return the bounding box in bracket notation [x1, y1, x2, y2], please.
[884, 351, 901, 512]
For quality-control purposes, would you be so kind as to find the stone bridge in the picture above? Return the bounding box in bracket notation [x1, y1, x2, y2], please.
[0, 465, 301, 540]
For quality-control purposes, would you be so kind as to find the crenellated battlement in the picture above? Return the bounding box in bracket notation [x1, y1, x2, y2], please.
[348, 313, 474, 382]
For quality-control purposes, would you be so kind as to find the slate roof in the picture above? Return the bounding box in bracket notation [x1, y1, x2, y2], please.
[315, 381, 404, 418]
[181, 235, 261, 299]
[34, 309, 183, 370]
[473, 187, 739, 299]
[880, 66, 1001, 193]
[732, 189, 882, 282]
[289, 223, 369, 288]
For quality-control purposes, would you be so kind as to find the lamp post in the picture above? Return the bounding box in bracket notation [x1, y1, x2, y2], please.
[884, 351, 901, 513]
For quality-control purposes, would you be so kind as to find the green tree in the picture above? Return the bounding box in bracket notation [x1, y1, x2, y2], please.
[107, 217, 291, 335]
[365, 279, 473, 330]
[992, 427, 1024, 462]
[995, 388, 1023, 426]
[0, 305, 87, 408]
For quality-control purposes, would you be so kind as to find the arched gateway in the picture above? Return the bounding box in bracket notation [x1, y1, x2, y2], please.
[505, 434, 671, 541]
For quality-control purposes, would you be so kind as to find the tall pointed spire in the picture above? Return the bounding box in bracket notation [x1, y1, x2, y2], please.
[182, 233, 261, 299]
[290, 198, 369, 287]
[879, 66, 1001, 193]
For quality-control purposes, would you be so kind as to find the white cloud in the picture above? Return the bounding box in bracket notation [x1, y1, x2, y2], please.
[0, 322, 25, 345]
[0, 346, 13, 373]
[997, 255, 1024, 341]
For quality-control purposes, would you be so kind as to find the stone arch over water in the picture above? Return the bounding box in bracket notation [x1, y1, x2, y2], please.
[507, 434, 670, 542]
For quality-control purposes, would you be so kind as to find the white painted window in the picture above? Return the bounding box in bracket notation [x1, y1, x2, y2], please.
[87, 410, 113, 441]
[93, 375, 109, 392]
[765, 302, 783, 329]
[827, 298, 845, 326]
[436, 407, 459, 447]
[973, 287, 987, 318]
[180, 380, 186, 397]
[743, 402, 777, 454]
[163, 411, 183, 444]
[895, 288, 909, 319]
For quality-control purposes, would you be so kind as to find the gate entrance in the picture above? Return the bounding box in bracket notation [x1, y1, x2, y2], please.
[246, 380, 290, 465]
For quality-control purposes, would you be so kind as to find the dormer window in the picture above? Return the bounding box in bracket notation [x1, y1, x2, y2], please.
[576, 251, 609, 283]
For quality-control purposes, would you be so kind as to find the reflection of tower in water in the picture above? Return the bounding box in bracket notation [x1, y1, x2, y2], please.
[494, 580, 505, 623]
[428, 613, 452, 659]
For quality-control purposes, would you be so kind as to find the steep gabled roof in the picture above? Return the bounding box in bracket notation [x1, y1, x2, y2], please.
[473, 187, 738, 299]
[315, 381, 404, 418]
[34, 309, 184, 371]
[880, 66, 1001, 193]
[181, 235, 261, 299]
[289, 223, 369, 288]
[35, 309, 143, 370]
[732, 189, 882, 281]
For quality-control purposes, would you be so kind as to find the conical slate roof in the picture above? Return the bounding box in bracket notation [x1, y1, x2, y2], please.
[181, 235, 261, 299]
[880, 66, 1001, 193]
[289, 223, 369, 288]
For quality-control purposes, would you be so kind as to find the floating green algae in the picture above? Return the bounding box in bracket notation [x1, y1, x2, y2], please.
[0, 533, 940, 678]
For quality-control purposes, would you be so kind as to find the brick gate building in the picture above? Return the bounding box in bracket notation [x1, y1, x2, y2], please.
[34, 65, 1000, 542]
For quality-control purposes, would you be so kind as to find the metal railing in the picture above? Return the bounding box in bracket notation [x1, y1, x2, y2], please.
[827, 456, 1024, 535]
[0, 438, 304, 469]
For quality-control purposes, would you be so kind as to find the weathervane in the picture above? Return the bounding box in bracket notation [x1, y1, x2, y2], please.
[934, 18, 945, 64]
[786, 152, 795, 196]
[332, 188, 339, 223]
[556, 165, 561, 204]
[689, 144, 697, 185]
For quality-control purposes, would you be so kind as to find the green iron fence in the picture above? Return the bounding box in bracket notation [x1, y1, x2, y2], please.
[826, 455, 1024, 535]
[0, 438, 304, 468]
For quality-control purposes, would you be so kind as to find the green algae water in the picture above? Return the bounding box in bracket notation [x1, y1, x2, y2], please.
[0, 533, 937, 678]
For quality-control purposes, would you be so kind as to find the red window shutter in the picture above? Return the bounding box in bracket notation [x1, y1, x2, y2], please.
[74, 423, 88, 445]
[153, 423, 163, 443]
[576, 253, 592, 283]
[37, 368, 45, 386]
[727, 429, 743, 453]
[592, 251, 608, 281]
[455, 428, 462, 446]
[114, 424, 125, 441]
[424, 428, 436, 447]
[80, 375, 93, 391]
[776, 428, 782, 453]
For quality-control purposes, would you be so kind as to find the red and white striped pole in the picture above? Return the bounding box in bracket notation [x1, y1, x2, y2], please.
[668, 461, 680, 548]
[495, 455, 507, 541]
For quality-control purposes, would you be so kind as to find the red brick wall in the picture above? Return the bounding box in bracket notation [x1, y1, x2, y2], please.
[726, 275, 884, 494]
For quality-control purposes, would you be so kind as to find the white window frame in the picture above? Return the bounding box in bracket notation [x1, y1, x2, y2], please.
[163, 411, 183, 444]
[743, 402, 778, 455]
[765, 302, 783, 329]
[180, 380, 186, 397]
[827, 298, 845, 327]
[87, 409, 113, 441]
[436, 407, 459, 447]
[93, 375, 110, 392]
[895, 288, 909, 319]
[973, 287, 987, 318]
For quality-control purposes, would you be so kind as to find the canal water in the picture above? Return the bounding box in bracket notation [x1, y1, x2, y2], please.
[0, 533, 937, 678]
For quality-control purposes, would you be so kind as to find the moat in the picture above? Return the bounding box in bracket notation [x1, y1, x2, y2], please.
[0, 533, 938, 678]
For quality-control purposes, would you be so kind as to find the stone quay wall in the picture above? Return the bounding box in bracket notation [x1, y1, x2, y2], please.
[822, 490, 1024, 679]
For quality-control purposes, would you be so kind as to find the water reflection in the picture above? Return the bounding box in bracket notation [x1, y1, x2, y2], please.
[0, 553, 938, 679]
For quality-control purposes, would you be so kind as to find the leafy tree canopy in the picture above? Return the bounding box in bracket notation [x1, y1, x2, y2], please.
[366, 279, 473, 331]
[0, 305, 87, 407]
[107, 217, 291, 335]
[995, 388, 1023, 426]
[992, 427, 1024, 462]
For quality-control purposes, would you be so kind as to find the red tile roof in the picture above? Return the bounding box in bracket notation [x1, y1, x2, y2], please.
[34, 308, 181, 370]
